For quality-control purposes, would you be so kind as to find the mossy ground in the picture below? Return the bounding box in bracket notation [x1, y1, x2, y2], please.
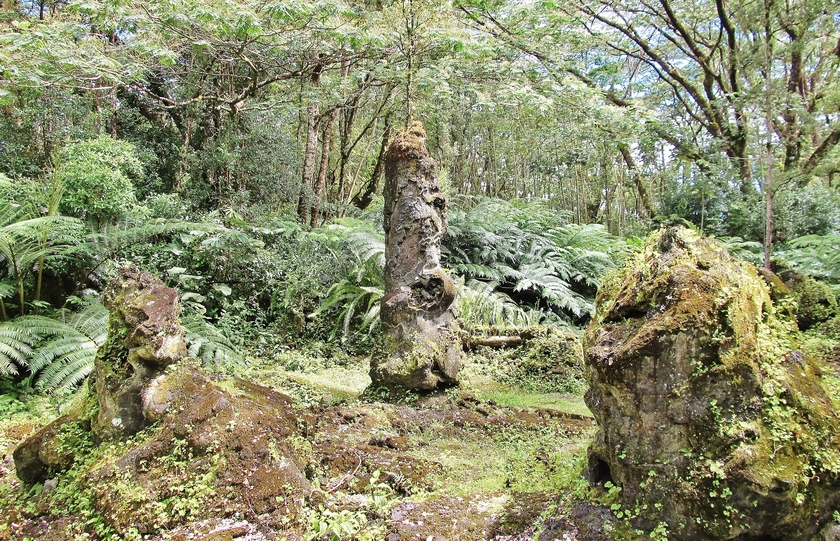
[0, 342, 606, 541]
[2, 317, 837, 541]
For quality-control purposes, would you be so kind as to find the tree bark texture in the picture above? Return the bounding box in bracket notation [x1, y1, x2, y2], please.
[370, 122, 461, 392]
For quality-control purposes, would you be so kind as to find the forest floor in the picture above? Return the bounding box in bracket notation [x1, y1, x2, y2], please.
[0, 349, 622, 541]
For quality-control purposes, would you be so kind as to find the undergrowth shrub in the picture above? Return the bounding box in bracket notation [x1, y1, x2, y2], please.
[444, 196, 625, 323]
[465, 327, 585, 394]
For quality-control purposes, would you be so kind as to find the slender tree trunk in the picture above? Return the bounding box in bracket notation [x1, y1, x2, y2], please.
[618, 144, 656, 218]
[10, 246, 24, 317]
[352, 122, 393, 210]
[298, 102, 320, 224]
[403, 0, 416, 125]
[343, 118, 377, 212]
[762, 0, 775, 269]
[763, 181, 773, 269]
[311, 107, 339, 228]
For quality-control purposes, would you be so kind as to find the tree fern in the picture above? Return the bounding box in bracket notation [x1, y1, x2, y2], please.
[456, 278, 541, 327]
[0, 298, 242, 393]
[22, 302, 109, 394]
[0, 322, 35, 376]
[0, 199, 84, 316]
[306, 218, 386, 341]
[776, 234, 840, 280]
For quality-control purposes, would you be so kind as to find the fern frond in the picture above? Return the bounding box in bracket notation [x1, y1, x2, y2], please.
[717, 236, 764, 265]
[10, 306, 107, 394]
[456, 278, 533, 327]
[450, 263, 507, 282]
[777, 234, 840, 280]
[182, 313, 243, 366]
[0, 322, 37, 375]
[37, 356, 94, 396]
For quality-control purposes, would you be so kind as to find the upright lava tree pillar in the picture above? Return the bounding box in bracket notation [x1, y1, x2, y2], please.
[370, 122, 461, 392]
[92, 265, 187, 440]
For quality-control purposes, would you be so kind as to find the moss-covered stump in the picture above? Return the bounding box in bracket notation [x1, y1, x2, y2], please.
[93, 264, 187, 440]
[584, 227, 840, 540]
[371, 122, 461, 392]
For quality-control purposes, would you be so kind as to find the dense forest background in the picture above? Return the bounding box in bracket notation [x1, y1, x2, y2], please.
[0, 0, 838, 389]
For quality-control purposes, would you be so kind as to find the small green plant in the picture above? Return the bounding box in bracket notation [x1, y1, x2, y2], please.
[306, 505, 368, 541]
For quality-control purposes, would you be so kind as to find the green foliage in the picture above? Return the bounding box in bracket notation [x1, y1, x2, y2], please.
[445, 197, 624, 321]
[0, 317, 34, 376]
[181, 311, 243, 366]
[307, 218, 385, 343]
[57, 136, 142, 226]
[306, 505, 369, 541]
[773, 184, 840, 242]
[777, 234, 840, 281]
[16, 301, 108, 394]
[0, 176, 85, 317]
[778, 271, 839, 330]
[0, 298, 240, 394]
[464, 327, 585, 394]
[715, 236, 763, 265]
[456, 277, 542, 327]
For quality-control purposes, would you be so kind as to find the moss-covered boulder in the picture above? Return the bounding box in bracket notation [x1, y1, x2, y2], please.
[88, 364, 312, 536]
[779, 270, 839, 331]
[92, 265, 187, 440]
[584, 227, 840, 540]
[371, 123, 461, 392]
[11, 409, 91, 484]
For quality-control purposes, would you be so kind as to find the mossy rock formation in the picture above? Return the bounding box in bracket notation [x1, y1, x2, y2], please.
[584, 227, 840, 540]
[92, 264, 188, 440]
[13, 267, 314, 536]
[779, 269, 839, 331]
[371, 122, 461, 392]
[14, 265, 189, 482]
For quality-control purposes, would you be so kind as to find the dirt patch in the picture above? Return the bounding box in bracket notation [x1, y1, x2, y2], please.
[386, 494, 506, 540]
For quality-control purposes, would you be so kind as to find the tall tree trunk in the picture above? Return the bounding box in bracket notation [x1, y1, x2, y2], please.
[311, 107, 339, 228]
[762, 0, 775, 269]
[618, 144, 656, 218]
[297, 102, 320, 224]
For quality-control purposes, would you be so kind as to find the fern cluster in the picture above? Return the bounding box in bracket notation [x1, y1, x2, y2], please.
[307, 197, 625, 336]
[776, 234, 840, 282]
[306, 218, 385, 342]
[444, 197, 624, 322]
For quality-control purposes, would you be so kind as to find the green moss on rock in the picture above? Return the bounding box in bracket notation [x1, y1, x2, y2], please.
[584, 227, 840, 540]
[780, 270, 839, 331]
